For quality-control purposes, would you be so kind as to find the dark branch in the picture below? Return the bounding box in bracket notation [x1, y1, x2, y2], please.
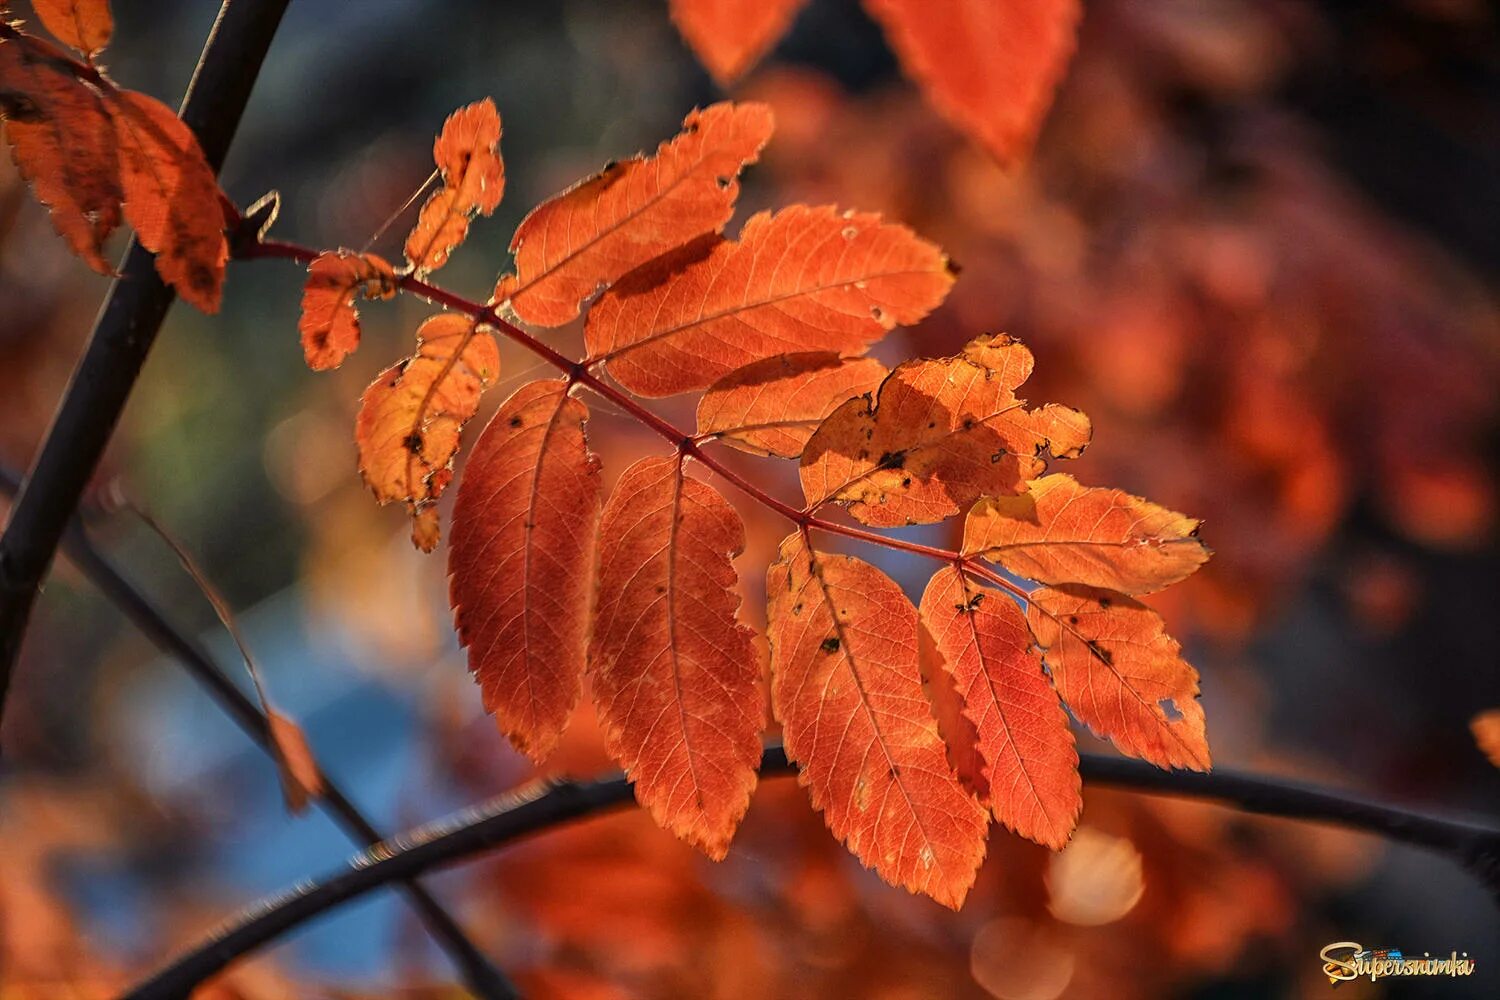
[121, 743, 1500, 1000]
[0, 469, 517, 999]
[0, 0, 274, 729]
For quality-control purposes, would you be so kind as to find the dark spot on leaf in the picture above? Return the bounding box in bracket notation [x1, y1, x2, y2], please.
[821, 636, 840, 653]
[877, 450, 906, 469]
[1068, 615, 1079, 625]
[1098, 596, 1112, 609]
[1086, 641, 1113, 665]
[509, 415, 523, 428]
[715, 175, 730, 189]
[403, 432, 423, 453]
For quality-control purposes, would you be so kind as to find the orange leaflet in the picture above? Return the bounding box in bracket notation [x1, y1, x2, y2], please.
[265, 708, 325, 815]
[767, 532, 987, 908]
[590, 456, 764, 859]
[449, 380, 602, 762]
[1472, 710, 1500, 769]
[495, 101, 773, 327]
[355, 312, 500, 550]
[964, 473, 1211, 596]
[0, 34, 120, 272]
[920, 567, 1080, 849]
[31, 0, 112, 58]
[697, 353, 888, 458]
[586, 206, 953, 397]
[800, 333, 1090, 527]
[103, 88, 228, 312]
[863, 0, 1081, 164]
[405, 98, 504, 275]
[1027, 585, 1210, 771]
[298, 250, 397, 371]
[669, 0, 809, 83]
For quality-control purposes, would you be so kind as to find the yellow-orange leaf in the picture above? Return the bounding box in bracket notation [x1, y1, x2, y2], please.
[32, 0, 112, 57]
[920, 567, 1080, 849]
[590, 456, 764, 858]
[801, 333, 1090, 527]
[863, 0, 1081, 164]
[449, 380, 602, 762]
[0, 34, 120, 271]
[298, 250, 397, 371]
[1028, 585, 1210, 771]
[965, 473, 1210, 595]
[355, 313, 500, 548]
[767, 532, 987, 908]
[404, 98, 504, 275]
[496, 101, 773, 327]
[586, 205, 952, 396]
[1472, 710, 1500, 769]
[697, 353, 887, 458]
[104, 88, 228, 312]
[669, 0, 809, 83]
[266, 708, 325, 815]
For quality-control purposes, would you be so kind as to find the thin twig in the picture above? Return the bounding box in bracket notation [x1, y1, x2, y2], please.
[119, 743, 1500, 1000]
[362, 167, 440, 254]
[0, 0, 281, 738]
[0, 469, 517, 1000]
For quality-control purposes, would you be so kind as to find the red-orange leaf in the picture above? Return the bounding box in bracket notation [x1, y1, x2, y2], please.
[697, 353, 888, 458]
[449, 380, 602, 762]
[266, 707, 325, 816]
[801, 333, 1090, 526]
[767, 532, 987, 908]
[298, 250, 397, 371]
[405, 98, 504, 275]
[495, 101, 773, 327]
[32, 0, 112, 57]
[920, 567, 1080, 849]
[590, 456, 764, 858]
[964, 473, 1210, 595]
[863, 0, 1081, 164]
[1472, 710, 1500, 769]
[1027, 585, 1210, 771]
[586, 206, 953, 396]
[103, 88, 228, 312]
[0, 34, 120, 271]
[355, 313, 500, 550]
[669, 0, 809, 83]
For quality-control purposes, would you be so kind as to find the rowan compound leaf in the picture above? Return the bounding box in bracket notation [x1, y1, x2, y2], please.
[965, 473, 1211, 595]
[496, 101, 773, 327]
[586, 206, 953, 397]
[1472, 710, 1500, 769]
[404, 98, 504, 275]
[863, 0, 1081, 164]
[31, 0, 112, 57]
[355, 312, 500, 547]
[1028, 585, 1210, 771]
[669, 0, 809, 84]
[266, 708, 325, 815]
[298, 250, 397, 371]
[449, 380, 602, 762]
[767, 532, 988, 908]
[590, 456, 764, 858]
[920, 567, 1080, 849]
[697, 353, 888, 458]
[103, 88, 228, 312]
[0, 34, 121, 271]
[801, 333, 1091, 526]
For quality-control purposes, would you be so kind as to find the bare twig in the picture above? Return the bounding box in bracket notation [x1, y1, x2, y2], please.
[0, 469, 517, 998]
[0, 0, 278, 729]
[120, 743, 1500, 1000]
